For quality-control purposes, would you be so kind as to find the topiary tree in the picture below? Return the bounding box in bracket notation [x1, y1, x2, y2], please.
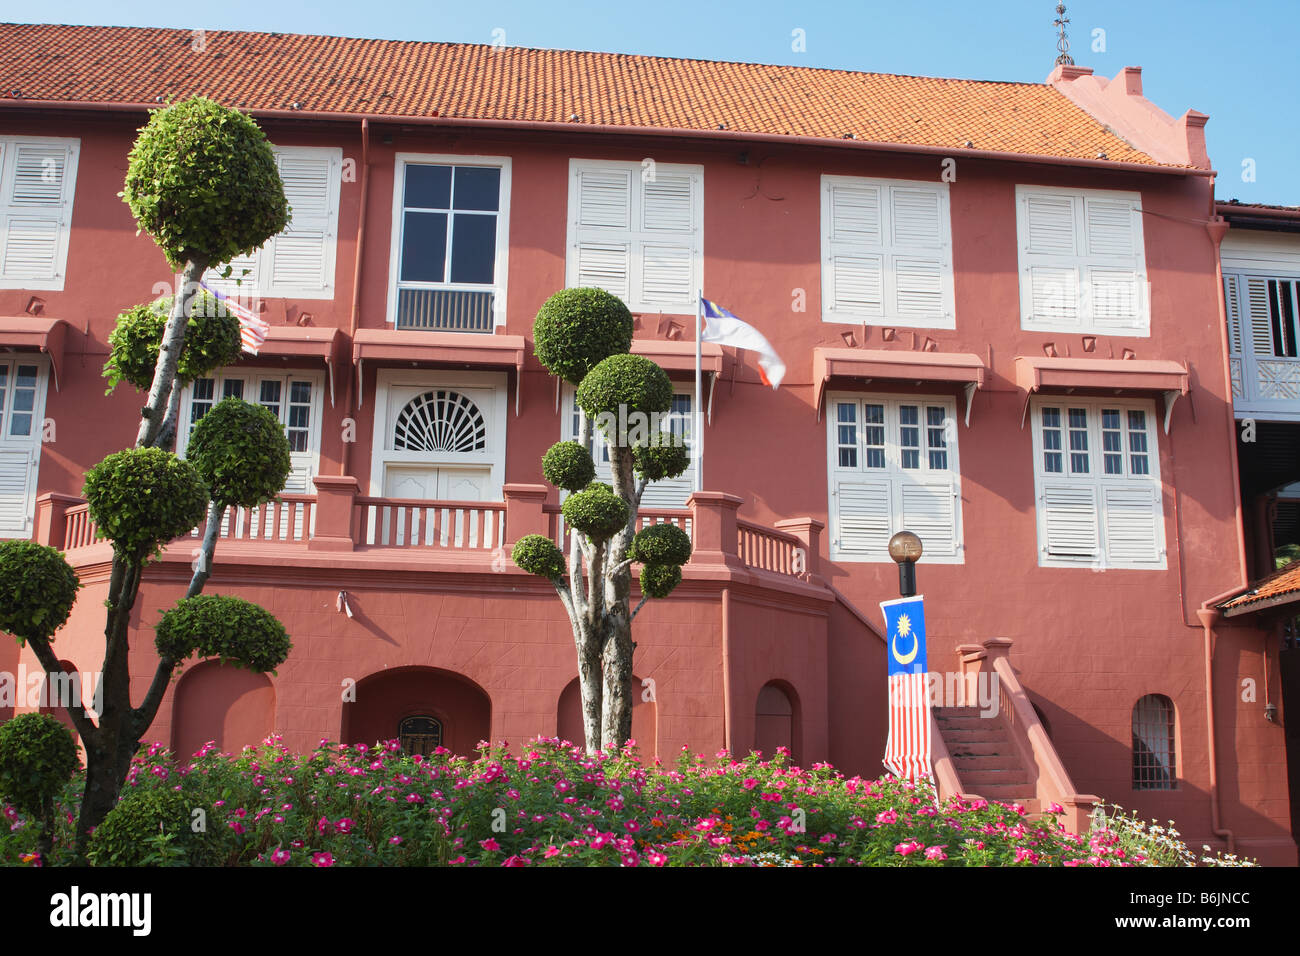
[513, 287, 692, 753]
[0, 97, 296, 864]
[0, 713, 80, 863]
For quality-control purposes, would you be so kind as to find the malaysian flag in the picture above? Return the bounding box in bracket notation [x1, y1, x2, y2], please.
[199, 281, 270, 355]
[880, 595, 932, 782]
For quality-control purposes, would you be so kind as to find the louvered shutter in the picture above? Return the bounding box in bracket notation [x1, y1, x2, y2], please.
[890, 189, 948, 322]
[267, 151, 337, 297]
[1102, 486, 1162, 565]
[1041, 482, 1100, 558]
[573, 168, 632, 298]
[1242, 276, 1275, 356]
[900, 479, 957, 557]
[0, 448, 33, 533]
[1022, 193, 1081, 327]
[2, 142, 74, 285]
[1224, 274, 1243, 355]
[828, 184, 885, 317]
[1083, 197, 1143, 330]
[835, 479, 893, 555]
[640, 176, 695, 304]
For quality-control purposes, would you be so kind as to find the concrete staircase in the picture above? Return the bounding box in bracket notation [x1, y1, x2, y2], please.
[933, 705, 1039, 813]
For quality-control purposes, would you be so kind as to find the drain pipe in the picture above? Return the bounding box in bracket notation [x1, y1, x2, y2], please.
[342, 117, 370, 478]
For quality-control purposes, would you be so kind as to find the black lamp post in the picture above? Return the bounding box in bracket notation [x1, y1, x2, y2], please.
[888, 531, 923, 597]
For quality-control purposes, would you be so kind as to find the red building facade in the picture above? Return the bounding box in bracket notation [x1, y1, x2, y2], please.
[0, 25, 1293, 864]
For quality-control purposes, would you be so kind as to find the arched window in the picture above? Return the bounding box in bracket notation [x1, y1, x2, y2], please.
[1132, 695, 1176, 790]
[393, 390, 486, 452]
[398, 715, 444, 756]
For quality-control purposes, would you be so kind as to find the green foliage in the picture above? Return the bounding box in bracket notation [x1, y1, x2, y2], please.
[561, 483, 629, 541]
[154, 594, 291, 672]
[0, 541, 80, 647]
[84, 449, 209, 563]
[512, 534, 566, 579]
[1275, 542, 1300, 570]
[633, 440, 691, 483]
[88, 786, 225, 867]
[542, 441, 596, 493]
[0, 714, 79, 817]
[103, 294, 242, 393]
[533, 288, 634, 385]
[576, 354, 673, 425]
[631, 523, 692, 567]
[120, 96, 289, 269]
[640, 563, 682, 600]
[185, 399, 292, 508]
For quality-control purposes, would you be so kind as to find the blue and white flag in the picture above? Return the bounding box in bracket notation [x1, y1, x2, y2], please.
[880, 594, 931, 781]
[700, 297, 786, 389]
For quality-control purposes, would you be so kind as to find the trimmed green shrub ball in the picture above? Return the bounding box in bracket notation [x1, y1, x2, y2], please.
[631, 523, 692, 567]
[104, 293, 242, 393]
[640, 564, 682, 600]
[88, 786, 229, 867]
[122, 96, 289, 269]
[576, 354, 673, 425]
[154, 594, 291, 672]
[633, 440, 691, 483]
[561, 482, 629, 541]
[0, 713, 79, 817]
[542, 441, 597, 493]
[533, 288, 633, 385]
[185, 398, 291, 508]
[0, 541, 80, 647]
[83, 448, 209, 562]
[512, 534, 566, 579]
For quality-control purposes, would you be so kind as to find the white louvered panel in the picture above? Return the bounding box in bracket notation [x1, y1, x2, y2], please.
[1088, 269, 1141, 327]
[1, 216, 60, 279]
[1084, 197, 1137, 258]
[576, 242, 631, 299]
[894, 256, 944, 319]
[642, 176, 692, 233]
[205, 250, 261, 296]
[577, 169, 631, 229]
[1041, 483, 1100, 557]
[1029, 265, 1079, 323]
[831, 184, 882, 243]
[891, 188, 942, 245]
[9, 145, 65, 205]
[639, 474, 692, 508]
[1244, 276, 1275, 356]
[279, 154, 332, 221]
[1224, 274, 1242, 354]
[1025, 194, 1077, 255]
[832, 254, 884, 315]
[1103, 486, 1161, 564]
[269, 233, 327, 290]
[0, 448, 32, 532]
[640, 242, 693, 304]
[900, 480, 956, 556]
[835, 479, 892, 555]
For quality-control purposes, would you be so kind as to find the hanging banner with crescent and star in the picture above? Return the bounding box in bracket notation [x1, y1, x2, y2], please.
[879, 594, 932, 782]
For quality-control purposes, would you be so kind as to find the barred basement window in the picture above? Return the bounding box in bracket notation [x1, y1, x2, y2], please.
[398, 715, 443, 757]
[1132, 694, 1176, 790]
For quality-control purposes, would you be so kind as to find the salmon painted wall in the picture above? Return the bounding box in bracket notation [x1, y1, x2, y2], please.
[0, 107, 1291, 861]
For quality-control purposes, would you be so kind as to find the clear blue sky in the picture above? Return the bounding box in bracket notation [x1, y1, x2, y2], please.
[21, 0, 1300, 203]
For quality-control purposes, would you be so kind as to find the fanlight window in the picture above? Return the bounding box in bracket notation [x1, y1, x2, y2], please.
[393, 390, 486, 452]
[398, 715, 443, 756]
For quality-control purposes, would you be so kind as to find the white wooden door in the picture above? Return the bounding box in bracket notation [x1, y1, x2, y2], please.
[0, 360, 48, 537]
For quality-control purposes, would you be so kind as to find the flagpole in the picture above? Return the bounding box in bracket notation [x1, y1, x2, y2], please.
[694, 291, 703, 494]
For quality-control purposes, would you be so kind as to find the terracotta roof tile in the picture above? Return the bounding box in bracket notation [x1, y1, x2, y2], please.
[0, 23, 1171, 167]
[1219, 561, 1300, 613]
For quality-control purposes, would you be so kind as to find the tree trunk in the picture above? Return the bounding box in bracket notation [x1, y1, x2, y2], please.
[576, 625, 603, 754]
[600, 443, 638, 750]
[136, 257, 207, 448]
[186, 501, 224, 598]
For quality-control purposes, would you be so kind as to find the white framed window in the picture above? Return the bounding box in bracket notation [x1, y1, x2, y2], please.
[0, 357, 50, 536]
[826, 393, 962, 563]
[1030, 398, 1166, 569]
[204, 145, 343, 300]
[1016, 184, 1148, 335]
[562, 384, 695, 507]
[177, 370, 324, 496]
[386, 153, 511, 331]
[820, 175, 955, 329]
[0, 136, 79, 290]
[1223, 271, 1300, 418]
[566, 159, 703, 314]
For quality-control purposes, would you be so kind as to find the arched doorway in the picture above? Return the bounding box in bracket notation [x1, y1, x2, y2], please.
[755, 681, 799, 764]
[342, 667, 490, 757]
[556, 676, 657, 758]
[171, 661, 275, 758]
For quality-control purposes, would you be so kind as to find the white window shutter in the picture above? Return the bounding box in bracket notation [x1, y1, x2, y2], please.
[831, 254, 884, 316]
[1041, 482, 1100, 558]
[576, 242, 631, 300]
[642, 176, 692, 232]
[1224, 274, 1242, 355]
[267, 151, 337, 296]
[900, 479, 957, 557]
[835, 479, 893, 555]
[1243, 276, 1275, 356]
[10, 144, 67, 206]
[0, 448, 33, 533]
[573, 168, 633, 299]
[640, 242, 693, 305]
[1102, 486, 1162, 564]
[1083, 197, 1137, 258]
[578, 168, 631, 229]
[2, 218, 61, 281]
[2, 144, 69, 282]
[1028, 265, 1079, 324]
[831, 184, 882, 244]
[1025, 194, 1077, 255]
[894, 257, 944, 320]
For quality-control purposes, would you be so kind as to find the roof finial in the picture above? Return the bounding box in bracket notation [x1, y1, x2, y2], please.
[1054, 2, 1074, 66]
